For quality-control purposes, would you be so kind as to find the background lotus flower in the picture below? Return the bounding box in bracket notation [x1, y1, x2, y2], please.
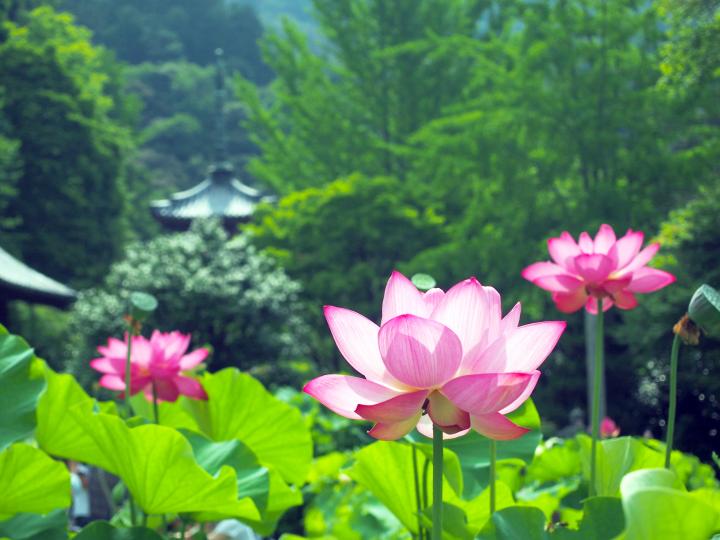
[91, 330, 208, 402]
[522, 224, 675, 313]
[600, 416, 620, 438]
[304, 271, 565, 441]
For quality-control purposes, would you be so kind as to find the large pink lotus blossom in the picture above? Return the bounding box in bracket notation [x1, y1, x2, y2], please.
[304, 271, 566, 441]
[522, 224, 675, 314]
[91, 330, 208, 402]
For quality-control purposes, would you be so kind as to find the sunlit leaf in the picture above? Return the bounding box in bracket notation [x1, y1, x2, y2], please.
[0, 443, 70, 519]
[0, 327, 46, 450]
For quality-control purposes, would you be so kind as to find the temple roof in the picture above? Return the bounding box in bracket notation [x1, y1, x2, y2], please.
[0, 246, 77, 307]
[149, 162, 273, 230]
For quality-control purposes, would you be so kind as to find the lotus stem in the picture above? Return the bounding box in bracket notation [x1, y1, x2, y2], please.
[152, 381, 160, 425]
[124, 328, 133, 414]
[665, 333, 682, 468]
[489, 438, 497, 514]
[432, 423, 443, 540]
[589, 298, 604, 497]
[412, 444, 424, 539]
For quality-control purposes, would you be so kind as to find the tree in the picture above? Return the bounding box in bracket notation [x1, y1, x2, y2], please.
[0, 7, 130, 286]
[236, 0, 482, 193]
[66, 219, 309, 386]
[247, 174, 446, 366]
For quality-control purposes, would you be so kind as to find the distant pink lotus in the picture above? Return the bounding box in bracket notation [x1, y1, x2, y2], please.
[600, 417, 620, 438]
[91, 330, 208, 402]
[304, 271, 565, 441]
[522, 224, 675, 314]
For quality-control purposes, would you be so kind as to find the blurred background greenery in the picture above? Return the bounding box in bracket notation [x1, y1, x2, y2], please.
[0, 0, 717, 462]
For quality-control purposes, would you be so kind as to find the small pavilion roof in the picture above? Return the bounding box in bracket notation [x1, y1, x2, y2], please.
[0, 246, 77, 307]
[149, 162, 274, 230]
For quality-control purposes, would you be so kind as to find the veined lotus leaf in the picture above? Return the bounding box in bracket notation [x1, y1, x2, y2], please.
[578, 435, 664, 496]
[69, 409, 259, 520]
[477, 506, 548, 540]
[141, 369, 312, 486]
[74, 521, 163, 539]
[0, 326, 46, 450]
[0, 443, 70, 519]
[0, 509, 67, 540]
[619, 468, 720, 540]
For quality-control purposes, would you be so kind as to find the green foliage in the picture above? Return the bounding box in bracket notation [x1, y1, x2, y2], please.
[0, 326, 45, 451]
[0, 509, 67, 540]
[73, 521, 163, 540]
[66, 219, 309, 384]
[0, 6, 130, 286]
[0, 443, 70, 519]
[248, 174, 445, 363]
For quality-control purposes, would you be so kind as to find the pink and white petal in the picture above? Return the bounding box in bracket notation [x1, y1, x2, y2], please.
[173, 375, 208, 400]
[325, 306, 403, 387]
[573, 254, 615, 283]
[368, 411, 422, 441]
[355, 390, 428, 423]
[613, 290, 638, 310]
[378, 315, 463, 389]
[593, 224, 617, 255]
[625, 267, 676, 293]
[429, 278, 489, 362]
[500, 303, 521, 336]
[601, 275, 632, 294]
[179, 348, 209, 370]
[303, 374, 403, 420]
[616, 243, 660, 275]
[548, 232, 582, 268]
[99, 374, 126, 391]
[427, 391, 470, 430]
[130, 337, 154, 368]
[578, 232, 594, 253]
[90, 357, 126, 375]
[152, 378, 181, 402]
[585, 296, 614, 314]
[381, 271, 429, 325]
[521, 261, 569, 282]
[155, 332, 191, 361]
[416, 415, 470, 439]
[609, 230, 644, 270]
[533, 273, 584, 293]
[499, 371, 541, 414]
[461, 333, 507, 374]
[471, 413, 530, 440]
[552, 289, 588, 313]
[504, 321, 566, 372]
[423, 288, 445, 313]
[441, 372, 538, 415]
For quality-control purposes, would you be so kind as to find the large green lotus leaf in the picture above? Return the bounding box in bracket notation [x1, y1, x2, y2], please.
[0, 326, 46, 450]
[35, 368, 115, 468]
[151, 369, 312, 485]
[180, 428, 301, 533]
[0, 443, 70, 519]
[476, 506, 548, 540]
[578, 435, 664, 496]
[347, 440, 471, 536]
[0, 509, 67, 540]
[526, 438, 582, 484]
[440, 399, 542, 498]
[74, 521, 163, 539]
[553, 496, 624, 540]
[618, 468, 720, 540]
[69, 409, 259, 520]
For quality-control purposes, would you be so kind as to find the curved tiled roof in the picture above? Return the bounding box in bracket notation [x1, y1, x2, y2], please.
[0, 246, 76, 307]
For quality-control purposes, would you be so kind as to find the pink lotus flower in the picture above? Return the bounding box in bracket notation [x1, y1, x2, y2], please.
[600, 416, 620, 438]
[91, 330, 209, 402]
[522, 224, 675, 314]
[303, 271, 566, 441]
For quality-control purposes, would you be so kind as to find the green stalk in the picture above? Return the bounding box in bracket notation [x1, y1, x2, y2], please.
[489, 438, 497, 514]
[432, 424, 443, 540]
[589, 298, 605, 497]
[123, 324, 137, 526]
[152, 381, 160, 425]
[412, 445, 424, 540]
[664, 333, 682, 468]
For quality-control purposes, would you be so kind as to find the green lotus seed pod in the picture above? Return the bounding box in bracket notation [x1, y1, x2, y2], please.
[129, 291, 158, 322]
[411, 273, 437, 291]
[688, 284, 720, 337]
